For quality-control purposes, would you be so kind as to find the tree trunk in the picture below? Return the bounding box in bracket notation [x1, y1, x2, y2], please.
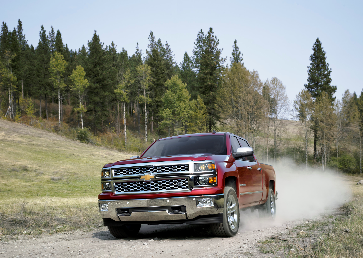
[266, 118, 269, 163]
[313, 124, 317, 160]
[137, 102, 140, 136]
[322, 131, 326, 171]
[360, 134, 362, 175]
[45, 95, 48, 120]
[273, 118, 277, 163]
[124, 102, 127, 148]
[117, 101, 120, 134]
[80, 100, 84, 129]
[58, 89, 61, 125]
[144, 88, 147, 142]
[305, 120, 308, 169]
[39, 96, 42, 118]
[151, 113, 154, 133]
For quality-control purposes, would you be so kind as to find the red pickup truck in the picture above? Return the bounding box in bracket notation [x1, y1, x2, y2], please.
[98, 132, 277, 238]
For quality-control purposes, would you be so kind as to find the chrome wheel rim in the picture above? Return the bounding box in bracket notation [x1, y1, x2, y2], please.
[270, 195, 276, 216]
[226, 195, 238, 231]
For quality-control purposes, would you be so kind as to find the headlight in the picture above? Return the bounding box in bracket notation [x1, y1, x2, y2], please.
[198, 176, 209, 185]
[194, 162, 216, 172]
[194, 162, 217, 186]
[101, 168, 111, 178]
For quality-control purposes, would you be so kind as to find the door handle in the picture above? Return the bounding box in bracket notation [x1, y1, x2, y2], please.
[247, 166, 252, 170]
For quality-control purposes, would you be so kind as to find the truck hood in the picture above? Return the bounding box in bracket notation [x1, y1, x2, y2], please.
[104, 154, 214, 167]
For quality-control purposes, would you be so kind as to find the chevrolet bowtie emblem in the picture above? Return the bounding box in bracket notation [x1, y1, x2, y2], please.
[140, 173, 155, 181]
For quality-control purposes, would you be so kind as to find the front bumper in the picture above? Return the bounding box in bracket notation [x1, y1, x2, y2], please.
[98, 194, 224, 223]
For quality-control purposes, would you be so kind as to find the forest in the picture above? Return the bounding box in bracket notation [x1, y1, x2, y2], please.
[0, 19, 362, 174]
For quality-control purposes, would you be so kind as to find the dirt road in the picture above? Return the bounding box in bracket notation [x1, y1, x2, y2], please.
[1, 216, 307, 258]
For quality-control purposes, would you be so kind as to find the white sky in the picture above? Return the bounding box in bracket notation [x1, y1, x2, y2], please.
[2, 0, 362, 110]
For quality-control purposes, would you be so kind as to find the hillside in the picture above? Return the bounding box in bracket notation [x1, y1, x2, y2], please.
[0, 119, 133, 238]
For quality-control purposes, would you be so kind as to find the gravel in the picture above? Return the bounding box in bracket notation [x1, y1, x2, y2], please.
[0, 215, 311, 258]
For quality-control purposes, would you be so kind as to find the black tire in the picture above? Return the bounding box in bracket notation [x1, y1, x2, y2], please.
[108, 224, 141, 238]
[261, 188, 276, 218]
[210, 186, 240, 237]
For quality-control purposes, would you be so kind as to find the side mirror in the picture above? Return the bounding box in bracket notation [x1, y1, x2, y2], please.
[130, 155, 140, 159]
[232, 147, 254, 159]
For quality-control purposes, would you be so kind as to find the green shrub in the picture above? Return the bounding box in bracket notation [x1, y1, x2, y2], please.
[77, 128, 92, 143]
[338, 154, 358, 173]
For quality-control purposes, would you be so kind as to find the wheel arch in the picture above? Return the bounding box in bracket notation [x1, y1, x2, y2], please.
[224, 176, 237, 192]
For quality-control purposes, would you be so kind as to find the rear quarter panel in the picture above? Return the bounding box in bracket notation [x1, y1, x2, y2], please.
[260, 163, 276, 197]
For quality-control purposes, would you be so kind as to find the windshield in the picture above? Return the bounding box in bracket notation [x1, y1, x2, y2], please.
[142, 135, 227, 157]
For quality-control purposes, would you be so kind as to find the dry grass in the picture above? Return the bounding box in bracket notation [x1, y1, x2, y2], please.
[258, 175, 363, 257]
[0, 197, 100, 240]
[0, 119, 134, 240]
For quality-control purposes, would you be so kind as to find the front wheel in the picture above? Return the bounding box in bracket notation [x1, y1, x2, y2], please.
[108, 224, 141, 238]
[210, 186, 240, 237]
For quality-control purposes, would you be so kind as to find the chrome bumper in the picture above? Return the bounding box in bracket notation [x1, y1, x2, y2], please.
[98, 194, 224, 222]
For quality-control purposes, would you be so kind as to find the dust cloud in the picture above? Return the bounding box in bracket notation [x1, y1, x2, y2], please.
[240, 159, 352, 230]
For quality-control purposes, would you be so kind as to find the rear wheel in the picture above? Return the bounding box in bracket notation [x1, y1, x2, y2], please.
[210, 186, 240, 237]
[108, 224, 141, 238]
[261, 188, 276, 218]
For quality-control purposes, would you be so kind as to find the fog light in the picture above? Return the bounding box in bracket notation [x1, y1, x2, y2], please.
[196, 198, 214, 208]
[102, 182, 112, 191]
[100, 203, 109, 212]
[198, 176, 209, 185]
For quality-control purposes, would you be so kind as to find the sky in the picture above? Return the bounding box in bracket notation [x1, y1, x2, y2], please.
[1, 0, 362, 113]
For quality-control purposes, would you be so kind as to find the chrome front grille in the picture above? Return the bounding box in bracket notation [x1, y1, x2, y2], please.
[113, 164, 189, 176]
[114, 178, 189, 194]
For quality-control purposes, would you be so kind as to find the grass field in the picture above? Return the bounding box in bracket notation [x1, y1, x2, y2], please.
[0, 119, 134, 240]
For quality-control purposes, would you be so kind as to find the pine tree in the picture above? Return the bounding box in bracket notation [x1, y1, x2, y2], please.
[55, 30, 64, 55]
[75, 45, 88, 69]
[146, 32, 176, 132]
[193, 28, 223, 131]
[48, 26, 56, 54]
[16, 20, 27, 50]
[305, 38, 336, 102]
[128, 43, 143, 132]
[23, 44, 36, 98]
[0, 22, 9, 61]
[15, 19, 28, 98]
[35, 25, 51, 118]
[86, 31, 113, 133]
[231, 39, 243, 65]
[146, 41, 167, 131]
[179, 52, 197, 100]
[305, 38, 337, 159]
